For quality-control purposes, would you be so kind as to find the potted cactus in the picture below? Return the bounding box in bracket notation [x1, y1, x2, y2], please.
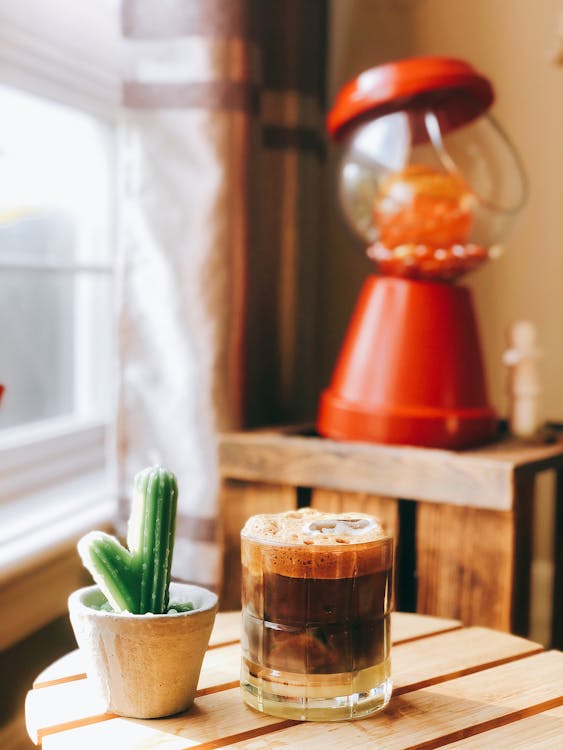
[68, 466, 218, 719]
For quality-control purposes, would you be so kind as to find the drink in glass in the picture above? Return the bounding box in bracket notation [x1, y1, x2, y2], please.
[240, 508, 393, 720]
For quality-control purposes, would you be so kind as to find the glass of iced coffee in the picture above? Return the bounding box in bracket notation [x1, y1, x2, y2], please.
[240, 508, 393, 721]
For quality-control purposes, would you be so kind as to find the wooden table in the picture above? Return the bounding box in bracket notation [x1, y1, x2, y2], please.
[220, 426, 563, 645]
[26, 611, 563, 749]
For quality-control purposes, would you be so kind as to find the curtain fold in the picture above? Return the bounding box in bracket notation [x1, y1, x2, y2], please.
[0, 0, 120, 118]
[117, 0, 327, 591]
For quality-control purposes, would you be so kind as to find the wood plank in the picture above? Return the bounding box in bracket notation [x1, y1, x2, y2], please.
[217, 651, 563, 750]
[391, 627, 542, 695]
[34, 651, 86, 689]
[42, 720, 195, 750]
[196, 644, 240, 692]
[221, 428, 563, 470]
[25, 677, 111, 745]
[41, 685, 295, 750]
[219, 480, 296, 610]
[392, 612, 461, 643]
[208, 611, 241, 647]
[444, 705, 563, 749]
[416, 502, 515, 631]
[220, 431, 518, 510]
[26, 625, 539, 745]
[221, 432, 563, 512]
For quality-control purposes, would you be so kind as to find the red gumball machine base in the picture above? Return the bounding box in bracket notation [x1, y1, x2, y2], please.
[317, 276, 497, 449]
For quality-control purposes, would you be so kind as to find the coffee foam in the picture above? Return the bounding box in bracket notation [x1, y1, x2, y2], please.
[242, 508, 385, 546]
[241, 508, 392, 578]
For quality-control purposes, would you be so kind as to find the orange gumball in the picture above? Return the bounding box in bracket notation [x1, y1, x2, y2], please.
[374, 165, 475, 250]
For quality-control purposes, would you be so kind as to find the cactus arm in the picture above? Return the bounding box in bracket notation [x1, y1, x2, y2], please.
[77, 531, 139, 613]
[128, 466, 178, 614]
[150, 469, 177, 613]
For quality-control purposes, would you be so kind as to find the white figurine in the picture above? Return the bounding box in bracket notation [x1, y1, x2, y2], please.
[502, 321, 542, 439]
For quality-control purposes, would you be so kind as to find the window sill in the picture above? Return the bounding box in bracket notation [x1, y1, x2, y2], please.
[0, 478, 115, 652]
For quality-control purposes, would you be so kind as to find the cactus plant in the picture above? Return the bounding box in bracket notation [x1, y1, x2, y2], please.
[78, 466, 180, 614]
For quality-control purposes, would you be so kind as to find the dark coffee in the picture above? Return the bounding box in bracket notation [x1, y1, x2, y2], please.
[243, 568, 391, 674]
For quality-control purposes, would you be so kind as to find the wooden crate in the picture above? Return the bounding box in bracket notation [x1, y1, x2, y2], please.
[219, 425, 563, 648]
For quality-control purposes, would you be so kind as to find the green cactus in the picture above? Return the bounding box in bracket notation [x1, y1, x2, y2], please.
[78, 466, 179, 614]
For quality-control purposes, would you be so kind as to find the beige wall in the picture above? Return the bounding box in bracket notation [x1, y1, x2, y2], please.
[321, 0, 563, 644]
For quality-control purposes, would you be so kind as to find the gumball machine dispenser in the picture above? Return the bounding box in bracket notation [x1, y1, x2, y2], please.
[317, 57, 526, 449]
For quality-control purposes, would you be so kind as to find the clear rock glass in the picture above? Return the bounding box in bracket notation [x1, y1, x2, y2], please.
[240, 510, 393, 721]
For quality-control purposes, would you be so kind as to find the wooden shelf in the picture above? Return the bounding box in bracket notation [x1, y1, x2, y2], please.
[220, 426, 563, 510]
[219, 425, 563, 648]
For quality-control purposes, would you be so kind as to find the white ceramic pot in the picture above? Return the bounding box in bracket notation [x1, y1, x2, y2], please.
[68, 582, 218, 718]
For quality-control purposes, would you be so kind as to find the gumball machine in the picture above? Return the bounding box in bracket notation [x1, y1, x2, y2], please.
[317, 57, 526, 449]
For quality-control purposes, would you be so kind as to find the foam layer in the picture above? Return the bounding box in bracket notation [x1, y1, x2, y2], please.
[241, 508, 392, 578]
[242, 508, 385, 546]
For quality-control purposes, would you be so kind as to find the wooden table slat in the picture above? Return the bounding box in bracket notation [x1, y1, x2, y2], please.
[207, 611, 241, 647]
[392, 626, 541, 694]
[33, 650, 86, 689]
[25, 623, 541, 746]
[26, 613, 562, 749]
[444, 705, 563, 749]
[25, 679, 111, 745]
[40, 689, 291, 750]
[391, 611, 461, 643]
[217, 651, 563, 750]
[41, 651, 563, 750]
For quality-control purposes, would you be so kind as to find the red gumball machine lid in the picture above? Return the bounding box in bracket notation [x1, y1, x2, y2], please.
[328, 56, 494, 143]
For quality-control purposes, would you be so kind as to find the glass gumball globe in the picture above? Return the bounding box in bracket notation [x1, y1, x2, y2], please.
[334, 64, 526, 281]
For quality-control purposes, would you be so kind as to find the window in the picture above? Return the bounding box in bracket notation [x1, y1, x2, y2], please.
[0, 0, 120, 580]
[0, 86, 115, 430]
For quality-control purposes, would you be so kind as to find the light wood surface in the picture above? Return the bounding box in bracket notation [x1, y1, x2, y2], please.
[25, 611, 562, 749]
[219, 428, 563, 510]
[445, 706, 563, 749]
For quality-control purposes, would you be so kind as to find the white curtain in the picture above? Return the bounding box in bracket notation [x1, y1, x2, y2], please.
[0, 0, 120, 119]
[116, 6, 253, 590]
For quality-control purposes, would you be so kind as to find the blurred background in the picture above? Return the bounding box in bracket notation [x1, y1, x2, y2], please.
[0, 1, 561, 747]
